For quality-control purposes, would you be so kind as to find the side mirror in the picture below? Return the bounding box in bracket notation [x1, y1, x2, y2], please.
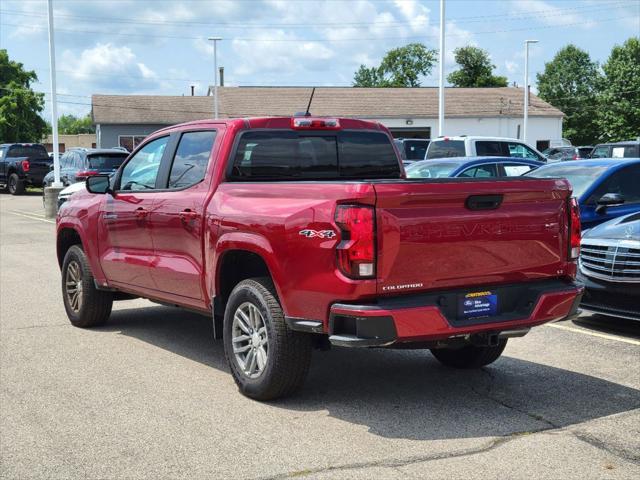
[595, 193, 624, 214]
[86, 175, 111, 194]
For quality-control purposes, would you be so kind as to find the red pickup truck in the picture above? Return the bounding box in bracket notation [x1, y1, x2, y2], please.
[56, 117, 583, 400]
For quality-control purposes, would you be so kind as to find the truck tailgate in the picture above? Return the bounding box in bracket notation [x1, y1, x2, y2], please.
[374, 178, 571, 295]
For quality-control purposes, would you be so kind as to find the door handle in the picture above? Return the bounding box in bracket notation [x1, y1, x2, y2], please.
[103, 213, 118, 221]
[179, 210, 199, 222]
[135, 207, 149, 219]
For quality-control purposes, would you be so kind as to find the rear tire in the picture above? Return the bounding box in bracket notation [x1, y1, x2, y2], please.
[62, 245, 113, 328]
[430, 339, 507, 369]
[223, 277, 312, 400]
[8, 173, 25, 195]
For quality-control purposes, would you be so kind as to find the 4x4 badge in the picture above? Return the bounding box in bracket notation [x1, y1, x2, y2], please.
[299, 229, 336, 239]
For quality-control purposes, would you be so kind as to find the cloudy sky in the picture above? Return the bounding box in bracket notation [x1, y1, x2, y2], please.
[1, 0, 638, 119]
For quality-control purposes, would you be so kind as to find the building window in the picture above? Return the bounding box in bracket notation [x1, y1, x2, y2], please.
[118, 135, 147, 152]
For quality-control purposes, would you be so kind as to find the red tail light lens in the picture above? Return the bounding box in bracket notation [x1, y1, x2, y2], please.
[335, 205, 375, 278]
[75, 170, 99, 179]
[21, 160, 30, 172]
[569, 197, 581, 260]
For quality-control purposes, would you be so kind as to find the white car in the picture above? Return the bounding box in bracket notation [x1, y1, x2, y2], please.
[425, 136, 546, 162]
[57, 181, 87, 208]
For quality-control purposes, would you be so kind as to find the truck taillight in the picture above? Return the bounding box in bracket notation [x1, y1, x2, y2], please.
[569, 197, 581, 260]
[291, 117, 340, 130]
[21, 160, 30, 172]
[75, 170, 99, 179]
[335, 205, 375, 279]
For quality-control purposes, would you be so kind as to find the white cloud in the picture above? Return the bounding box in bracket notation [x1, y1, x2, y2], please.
[510, 0, 595, 28]
[62, 43, 159, 92]
[505, 60, 519, 74]
[232, 30, 334, 77]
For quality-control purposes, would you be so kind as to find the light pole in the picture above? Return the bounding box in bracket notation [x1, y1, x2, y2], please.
[438, 0, 445, 137]
[207, 37, 222, 119]
[523, 39, 538, 145]
[47, 0, 61, 188]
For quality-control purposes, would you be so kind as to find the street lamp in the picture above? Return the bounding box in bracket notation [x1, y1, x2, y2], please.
[523, 39, 538, 145]
[438, 0, 445, 137]
[207, 36, 222, 119]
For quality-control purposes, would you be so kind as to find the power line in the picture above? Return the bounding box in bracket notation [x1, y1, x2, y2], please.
[0, 15, 631, 42]
[0, 2, 627, 29]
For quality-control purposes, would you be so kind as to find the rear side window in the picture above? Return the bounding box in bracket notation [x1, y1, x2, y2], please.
[611, 145, 639, 158]
[507, 142, 541, 160]
[476, 141, 507, 156]
[591, 146, 610, 158]
[503, 163, 536, 176]
[168, 131, 216, 189]
[458, 164, 498, 178]
[426, 140, 465, 159]
[230, 131, 400, 180]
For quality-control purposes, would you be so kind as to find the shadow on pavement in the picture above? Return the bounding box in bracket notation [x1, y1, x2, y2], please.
[573, 315, 640, 341]
[102, 305, 640, 441]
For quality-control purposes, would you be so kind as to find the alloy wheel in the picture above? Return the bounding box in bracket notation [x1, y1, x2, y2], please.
[232, 302, 269, 378]
[65, 260, 83, 313]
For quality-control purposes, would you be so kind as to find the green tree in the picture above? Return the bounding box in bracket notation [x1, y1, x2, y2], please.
[447, 46, 508, 87]
[536, 45, 602, 145]
[353, 43, 437, 87]
[0, 49, 47, 142]
[55, 114, 95, 134]
[596, 37, 640, 142]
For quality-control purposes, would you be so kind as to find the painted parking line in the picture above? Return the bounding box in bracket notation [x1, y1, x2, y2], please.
[546, 322, 640, 346]
[7, 210, 55, 224]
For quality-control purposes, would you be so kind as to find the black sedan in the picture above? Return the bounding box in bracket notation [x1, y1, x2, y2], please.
[578, 212, 640, 321]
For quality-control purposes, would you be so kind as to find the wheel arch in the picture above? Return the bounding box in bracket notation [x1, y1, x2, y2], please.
[56, 227, 84, 268]
[213, 239, 286, 317]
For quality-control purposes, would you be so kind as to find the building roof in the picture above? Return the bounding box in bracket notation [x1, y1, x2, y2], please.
[92, 87, 563, 125]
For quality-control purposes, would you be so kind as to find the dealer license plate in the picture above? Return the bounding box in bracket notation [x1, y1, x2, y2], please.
[458, 291, 498, 319]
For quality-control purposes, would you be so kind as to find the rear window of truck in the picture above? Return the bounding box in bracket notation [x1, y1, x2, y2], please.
[7, 145, 48, 158]
[426, 140, 465, 159]
[230, 131, 401, 180]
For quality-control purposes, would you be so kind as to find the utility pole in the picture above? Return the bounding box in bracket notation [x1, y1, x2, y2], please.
[208, 37, 222, 119]
[523, 39, 538, 144]
[438, 0, 445, 137]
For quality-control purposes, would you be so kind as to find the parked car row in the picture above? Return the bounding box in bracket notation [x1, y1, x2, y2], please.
[542, 140, 640, 162]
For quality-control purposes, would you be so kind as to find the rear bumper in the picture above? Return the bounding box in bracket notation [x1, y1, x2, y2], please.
[318, 280, 583, 347]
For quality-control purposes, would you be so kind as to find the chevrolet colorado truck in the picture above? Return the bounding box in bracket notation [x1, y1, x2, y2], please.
[56, 117, 584, 400]
[0, 143, 52, 194]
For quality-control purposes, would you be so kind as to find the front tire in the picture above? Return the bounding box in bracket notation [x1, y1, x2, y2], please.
[8, 173, 25, 195]
[62, 245, 113, 328]
[430, 339, 507, 369]
[223, 277, 312, 400]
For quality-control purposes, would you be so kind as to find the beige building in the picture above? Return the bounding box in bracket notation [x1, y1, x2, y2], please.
[43, 133, 96, 153]
[92, 87, 563, 152]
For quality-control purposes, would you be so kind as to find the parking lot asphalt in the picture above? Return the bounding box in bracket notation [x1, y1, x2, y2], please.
[1, 193, 639, 479]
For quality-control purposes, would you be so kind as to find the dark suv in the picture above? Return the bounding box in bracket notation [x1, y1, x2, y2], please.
[590, 141, 640, 159]
[544, 146, 593, 161]
[43, 148, 129, 189]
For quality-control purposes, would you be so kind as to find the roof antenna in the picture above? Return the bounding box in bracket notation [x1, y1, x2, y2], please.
[304, 87, 315, 117]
